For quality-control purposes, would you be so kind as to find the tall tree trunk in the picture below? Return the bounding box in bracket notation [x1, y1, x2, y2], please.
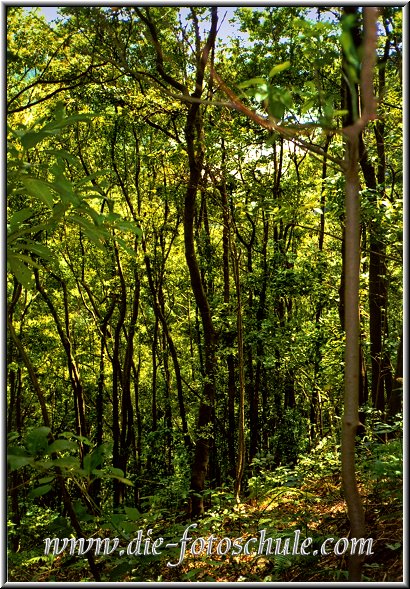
[231, 244, 245, 503]
[311, 136, 330, 443]
[341, 6, 378, 580]
[111, 244, 127, 508]
[342, 132, 366, 581]
[132, 356, 142, 508]
[219, 174, 237, 478]
[181, 7, 218, 517]
[357, 9, 393, 415]
[118, 266, 140, 501]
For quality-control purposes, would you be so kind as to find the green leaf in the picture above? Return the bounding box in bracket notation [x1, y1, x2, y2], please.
[70, 434, 92, 445]
[106, 469, 134, 486]
[124, 506, 140, 520]
[7, 255, 34, 289]
[45, 149, 80, 165]
[386, 542, 401, 551]
[26, 427, 51, 455]
[116, 477, 133, 486]
[38, 476, 55, 485]
[115, 220, 143, 237]
[21, 177, 55, 208]
[51, 177, 81, 206]
[45, 113, 94, 130]
[20, 131, 50, 150]
[237, 77, 267, 89]
[269, 61, 291, 77]
[46, 439, 78, 454]
[9, 208, 34, 232]
[51, 456, 79, 469]
[8, 252, 42, 269]
[116, 237, 138, 258]
[7, 453, 34, 471]
[52, 201, 70, 222]
[83, 448, 105, 475]
[29, 484, 53, 498]
[183, 568, 203, 580]
[110, 467, 125, 478]
[21, 242, 53, 261]
[279, 89, 293, 108]
[76, 169, 109, 187]
[268, 100, 286, 121]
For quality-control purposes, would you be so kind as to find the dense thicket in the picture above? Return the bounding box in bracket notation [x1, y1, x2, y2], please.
[6, 6, 402, 582]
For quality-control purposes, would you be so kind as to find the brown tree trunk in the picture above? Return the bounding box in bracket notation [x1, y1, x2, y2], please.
[341, 6, 378, 580]
[219, 174, 237, 477]
[342, 132, 366, 582]
[135, 6, 218, 516]
[184, 8, 218, 517]
[357, 12, 393, 415]
[231, 243, 245, 503]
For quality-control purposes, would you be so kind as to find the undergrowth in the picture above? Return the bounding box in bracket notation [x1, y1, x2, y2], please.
[8, 424, 403, 583]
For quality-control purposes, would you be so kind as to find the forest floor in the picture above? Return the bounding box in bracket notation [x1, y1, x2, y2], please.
[8, 462, 403, 583]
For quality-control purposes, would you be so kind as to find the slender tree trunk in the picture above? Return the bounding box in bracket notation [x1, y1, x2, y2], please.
[182, 8, 218, 517]
[219, 173, 236, 477]
[357, 13, 393, 415]
[118, 268, 140, 498]
[311, 136, 330, 443]
[231, 244, 245, 503]
[341, 7, 378, 580]
[342, 132, 366, 582]
[132, 356, 142, 508]
[387, 331, 403, 421]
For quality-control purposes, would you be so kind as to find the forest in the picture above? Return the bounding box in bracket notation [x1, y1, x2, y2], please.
[6, 5, 403, 583]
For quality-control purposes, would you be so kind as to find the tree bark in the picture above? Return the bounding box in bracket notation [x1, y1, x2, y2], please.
[341, 6, 378, 580]
[342, 133, 366, 582]
[183, 7, 218, 517]
[231, 244, 245, 503]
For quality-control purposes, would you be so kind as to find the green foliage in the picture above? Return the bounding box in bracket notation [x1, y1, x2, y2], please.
[6, 5, 403, 583]
[8, 428, 133, 499]
[237, 61, 293, 121]
[7, 103, 142, 289]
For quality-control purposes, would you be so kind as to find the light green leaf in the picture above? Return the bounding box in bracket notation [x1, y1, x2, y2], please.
[269, 61, 291, 77]
[38, 476, 55, 485]
[237, 77, 267, 89]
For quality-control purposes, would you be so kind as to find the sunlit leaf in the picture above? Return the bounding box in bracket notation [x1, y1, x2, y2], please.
[269, 61, 291, 77]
